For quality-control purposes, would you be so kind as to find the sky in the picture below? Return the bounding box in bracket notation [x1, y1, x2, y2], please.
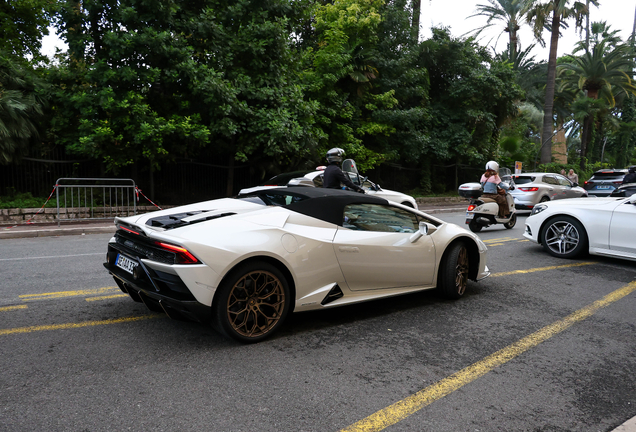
[41, 1, 635, 60]
[420, 0, 636, 61]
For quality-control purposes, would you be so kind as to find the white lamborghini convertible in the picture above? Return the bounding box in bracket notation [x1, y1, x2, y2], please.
[104, 187, 490, 342]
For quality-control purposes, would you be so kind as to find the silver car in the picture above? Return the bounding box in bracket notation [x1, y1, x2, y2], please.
[509, 172, 588, 210]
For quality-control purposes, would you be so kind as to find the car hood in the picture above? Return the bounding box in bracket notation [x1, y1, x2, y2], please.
[535, 196, 626, 210]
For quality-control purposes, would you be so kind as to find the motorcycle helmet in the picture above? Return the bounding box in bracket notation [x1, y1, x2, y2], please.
[629, 165, 636, 173]
[485, 160, 499, 173]
[326, 147, 345, 164]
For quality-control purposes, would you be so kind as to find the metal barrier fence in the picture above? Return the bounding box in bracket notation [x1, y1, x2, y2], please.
[56, 178, 137, 227]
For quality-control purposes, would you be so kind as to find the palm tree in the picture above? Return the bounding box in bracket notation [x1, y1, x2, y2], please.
[0, 54, 44, 164]
[526, 0, 597, 165]
[469, 0, 533, 61]
[559, 40, 636, 168]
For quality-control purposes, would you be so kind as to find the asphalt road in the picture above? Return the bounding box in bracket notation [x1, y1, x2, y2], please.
[1, 213, 635, 432]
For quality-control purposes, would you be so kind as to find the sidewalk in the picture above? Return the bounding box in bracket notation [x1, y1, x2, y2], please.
[0, 199, 468, 240]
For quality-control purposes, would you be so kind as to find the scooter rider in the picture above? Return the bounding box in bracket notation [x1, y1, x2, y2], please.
[323, 148, 365, 193]
[480, 161, 510, 218]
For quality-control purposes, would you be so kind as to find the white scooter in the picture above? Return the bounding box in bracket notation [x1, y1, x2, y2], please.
[458, 168, 517, 233]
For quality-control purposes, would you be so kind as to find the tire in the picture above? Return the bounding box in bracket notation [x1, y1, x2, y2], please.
[438, 243, 470, 299]
[213, 261, 290, 343]
[539, 196, 550, 203]
[401, 201, 415, 208]
[468, 220, 482, 232]
[540, 216, 588, 259]
[504, 213, 517, 229]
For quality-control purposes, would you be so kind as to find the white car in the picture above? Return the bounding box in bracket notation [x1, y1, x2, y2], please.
[104, 187, 489, 342]
[523, 194, 636, 261]
[239, 160, 418, 208]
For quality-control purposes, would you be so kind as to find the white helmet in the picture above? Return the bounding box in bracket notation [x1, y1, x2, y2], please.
[485, 161, 499, 172]
[326, 147, 345, 164]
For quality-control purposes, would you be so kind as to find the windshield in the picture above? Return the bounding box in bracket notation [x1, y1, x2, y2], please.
[342, 159, 358, 174]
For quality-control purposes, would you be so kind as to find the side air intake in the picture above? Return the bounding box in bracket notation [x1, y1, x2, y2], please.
[321, 284, 344, 305]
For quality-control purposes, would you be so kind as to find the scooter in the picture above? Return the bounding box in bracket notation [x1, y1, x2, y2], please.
[458, 168, 517, 233]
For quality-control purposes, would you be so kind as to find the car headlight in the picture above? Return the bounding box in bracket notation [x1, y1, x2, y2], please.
[530, 204, 548, 216]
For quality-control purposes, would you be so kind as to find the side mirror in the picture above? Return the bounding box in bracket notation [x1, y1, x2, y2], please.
[629, 193, 636, 204]
[409, 222, 436, 243]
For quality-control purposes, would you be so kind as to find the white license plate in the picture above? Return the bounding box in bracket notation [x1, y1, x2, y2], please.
[597, 185, 611, 189]
[116, 254, 137, 274]
[466, 212, 474, 220]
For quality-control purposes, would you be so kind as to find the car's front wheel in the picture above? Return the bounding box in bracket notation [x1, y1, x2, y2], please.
[213, 261, 290, 343]
[541, 216, 588, 259]
[438, 243, 469, 299]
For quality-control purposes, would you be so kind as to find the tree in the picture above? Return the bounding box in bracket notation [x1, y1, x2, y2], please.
[469, 0, 532, 61]
[0, 0, 57, 60]
[0, 53, 45, 164]
[526, 0, 597, 164]
[559, 40, 636, 168]
[419, 28, 523, 165]
[304, 0, 398, 169]
[49, 0, 320, 196]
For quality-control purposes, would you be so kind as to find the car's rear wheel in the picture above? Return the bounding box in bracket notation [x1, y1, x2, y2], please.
[468, 220, 482, 232]
[541, 216, 588, 259]
[401, 201, 414, 208]
[504, 213, 516, 229]
[438, 243, 469, 299]
[539, 196, 550, 203]
[213, 261, 290, 343]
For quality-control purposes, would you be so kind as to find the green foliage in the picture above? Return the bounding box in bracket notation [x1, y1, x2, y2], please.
[46, 0, 321, 174]
[0, 0, 57, 60]
[419, 28, 523, 167]
[0, 53, 47, 164]
[0, 191, 56, 209]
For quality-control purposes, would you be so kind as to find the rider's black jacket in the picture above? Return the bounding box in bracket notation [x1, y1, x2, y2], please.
[623, 172, 636, 184]
[323, 163, 364, 192]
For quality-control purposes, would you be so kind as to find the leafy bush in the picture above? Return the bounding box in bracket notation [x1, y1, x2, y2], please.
[0, 192, 56, 209]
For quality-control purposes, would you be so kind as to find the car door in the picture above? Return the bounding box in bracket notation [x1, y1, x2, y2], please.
[332, 203, 436, 291]
[609, 198, 636, 255]
[541, 175, 559, 199]
[555, 174, 577, 199]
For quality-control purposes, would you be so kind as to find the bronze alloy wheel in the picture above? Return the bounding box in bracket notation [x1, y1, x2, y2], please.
[439, 243, 470, 300]
[226, 270, 286, 339]
[455, 246, 469, 296]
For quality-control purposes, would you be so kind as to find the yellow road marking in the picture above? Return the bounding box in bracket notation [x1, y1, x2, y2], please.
[85, 294, 128, 302]
[341, 280, 636, 432]
[0, 314, 162, 336]
[19, 287, 119, 301]
[0, 305, 28, 312]
[483, 237, 517, 244]
[491, 262, 594, 277]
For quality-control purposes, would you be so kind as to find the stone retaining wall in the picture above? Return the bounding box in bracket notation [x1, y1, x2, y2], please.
[0, 206, 165, 225]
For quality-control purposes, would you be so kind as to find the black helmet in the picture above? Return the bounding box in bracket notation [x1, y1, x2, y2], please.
[629, 165, 636, 173]
[326, 147, 345, 164]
